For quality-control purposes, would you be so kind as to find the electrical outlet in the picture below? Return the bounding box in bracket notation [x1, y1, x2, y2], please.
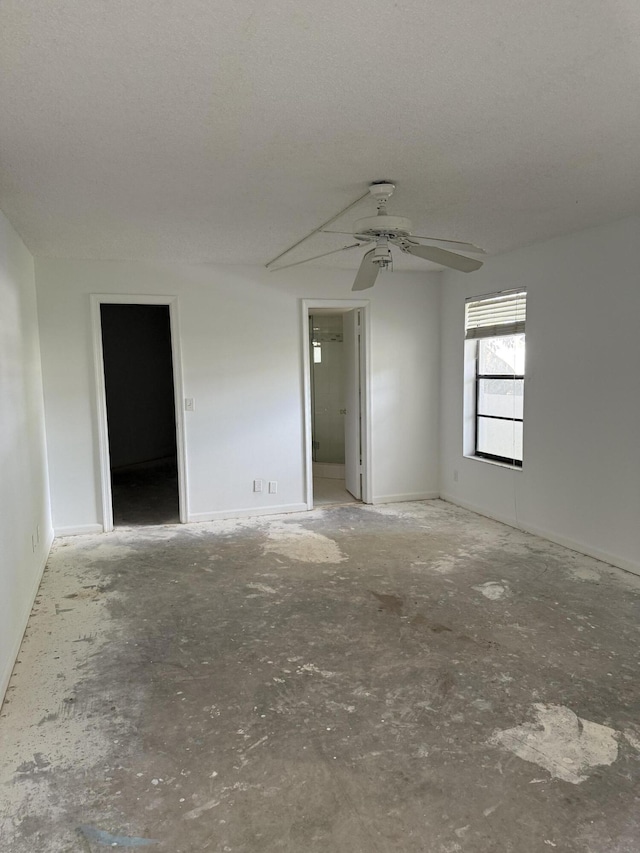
[268, 481, 278, 494]
[253, 479, 263, 493]
[184, 398, 195, 412]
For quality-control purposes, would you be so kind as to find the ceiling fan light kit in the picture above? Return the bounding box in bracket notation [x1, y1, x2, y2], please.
[267, 181, 484, 290]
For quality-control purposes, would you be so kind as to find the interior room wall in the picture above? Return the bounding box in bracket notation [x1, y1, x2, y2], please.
[439, 215, 640, 575]
[310, 313, 345, 465]
[0, 210, 52, 704]
[35, 260, 441, 533]
[100, 304, 176, 469]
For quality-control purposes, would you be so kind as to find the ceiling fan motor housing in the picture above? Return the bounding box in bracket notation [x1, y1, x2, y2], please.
[354, 214, 413, 240]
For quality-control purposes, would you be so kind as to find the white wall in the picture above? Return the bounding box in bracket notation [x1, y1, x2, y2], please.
[0, 211, 52, 704]
[35, 260, 440, 532]
[440, 215, 640, 575]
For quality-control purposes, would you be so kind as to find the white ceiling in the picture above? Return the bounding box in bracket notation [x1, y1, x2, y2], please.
[1, 0, 640, 271]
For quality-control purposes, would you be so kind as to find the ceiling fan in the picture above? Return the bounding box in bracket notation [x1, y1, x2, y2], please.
[266, 181, 485, 290]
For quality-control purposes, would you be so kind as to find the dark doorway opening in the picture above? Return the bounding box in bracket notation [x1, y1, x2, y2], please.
[100, 304, 179, 526]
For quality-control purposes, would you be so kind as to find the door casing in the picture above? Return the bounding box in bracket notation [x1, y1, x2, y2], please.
[342, 307, 362, 499]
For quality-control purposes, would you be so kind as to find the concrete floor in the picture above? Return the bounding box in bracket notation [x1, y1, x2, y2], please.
[1, 500, 640, 852]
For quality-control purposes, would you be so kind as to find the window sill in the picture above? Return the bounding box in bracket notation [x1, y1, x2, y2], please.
[463, 453, 523, 472]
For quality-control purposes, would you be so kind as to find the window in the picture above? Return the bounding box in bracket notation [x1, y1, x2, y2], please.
[465, 290, 526, 466]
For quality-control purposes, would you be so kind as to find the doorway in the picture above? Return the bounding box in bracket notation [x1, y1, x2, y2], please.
[302, 300, 371, 509]
[92, 296, 187, 530]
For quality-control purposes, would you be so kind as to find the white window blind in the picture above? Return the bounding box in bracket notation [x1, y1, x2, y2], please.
[465, 289, 526, 340]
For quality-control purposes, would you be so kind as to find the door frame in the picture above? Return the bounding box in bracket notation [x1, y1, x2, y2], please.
[301, 298, 372, 509]
[90, 293, 189, 531]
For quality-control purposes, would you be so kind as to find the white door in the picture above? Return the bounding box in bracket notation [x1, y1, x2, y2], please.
[343, 309, 361, 499]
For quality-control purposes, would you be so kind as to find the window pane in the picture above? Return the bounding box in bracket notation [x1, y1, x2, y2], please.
[478, 334, 525, 375]
[477, 417, 523, 462]
[478, 378, 524, 419]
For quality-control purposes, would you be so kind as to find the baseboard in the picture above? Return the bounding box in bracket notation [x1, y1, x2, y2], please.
[440, 493, 640, 578]
[188, 503, 309, 523]
[0, 529, 54, 708]
[55, 523, 104, 537]
[370, 492, 440, 505]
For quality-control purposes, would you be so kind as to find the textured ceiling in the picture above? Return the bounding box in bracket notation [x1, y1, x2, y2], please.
[1, 0, 640, 270]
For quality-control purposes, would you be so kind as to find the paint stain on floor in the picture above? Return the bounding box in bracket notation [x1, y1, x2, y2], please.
[489, 704, 619, 784]
[77, 825, 158, 847]
[262, 521, 346, 563]
[473, 580, 509, 600]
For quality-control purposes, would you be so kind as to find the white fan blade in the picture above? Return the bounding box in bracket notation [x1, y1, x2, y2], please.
[411, 236, 486, 254]
[321, 230, 374, 240]
[270, 243, 363, 272]
[399, 241, 483, 273]
[352, 249, 380, 291]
